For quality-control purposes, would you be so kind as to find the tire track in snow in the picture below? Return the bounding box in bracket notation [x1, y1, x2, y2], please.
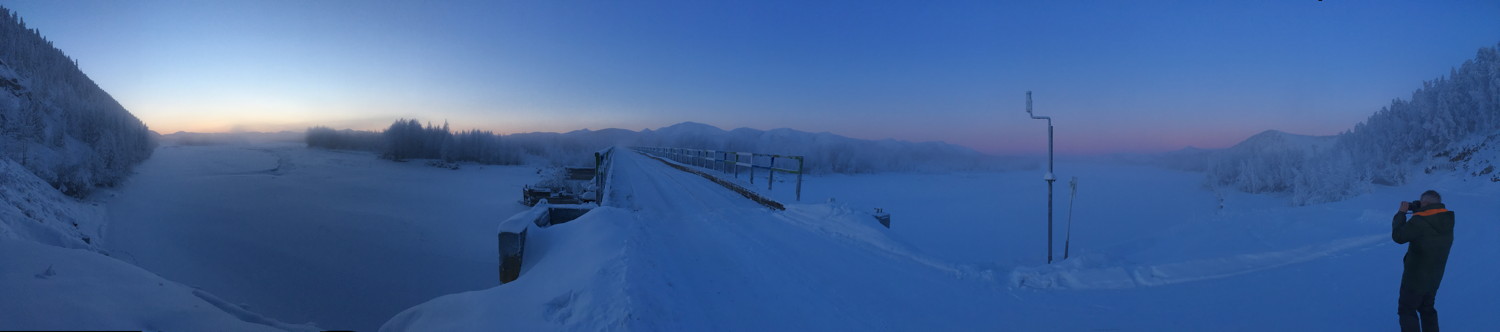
[1009, 234, 1389, 290]
[609, 150, 889, 330]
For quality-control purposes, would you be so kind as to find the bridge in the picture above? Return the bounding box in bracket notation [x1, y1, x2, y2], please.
[485, 147, 1005, 330]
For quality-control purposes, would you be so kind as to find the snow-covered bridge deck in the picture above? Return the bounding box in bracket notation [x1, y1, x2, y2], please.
[399, 148, 1016, 330]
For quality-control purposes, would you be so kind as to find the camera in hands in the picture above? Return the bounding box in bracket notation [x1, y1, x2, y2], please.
[1406, 200, 1423, 213]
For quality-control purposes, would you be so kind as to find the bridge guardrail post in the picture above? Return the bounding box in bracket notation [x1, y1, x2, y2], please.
[768, 156, 775, 190]
[749, 155, 755, 184]
[633, 146, 804, 201]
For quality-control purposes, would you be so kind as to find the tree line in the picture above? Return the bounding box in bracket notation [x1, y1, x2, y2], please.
[307, 119, 524, 165]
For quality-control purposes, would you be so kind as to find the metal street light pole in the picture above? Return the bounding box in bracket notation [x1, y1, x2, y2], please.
[1065, 176, 1077, 260]
[1025, 91, 1056, 264]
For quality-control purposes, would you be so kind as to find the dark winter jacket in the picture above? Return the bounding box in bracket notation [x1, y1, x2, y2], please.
[1391, 203, 1455, 293]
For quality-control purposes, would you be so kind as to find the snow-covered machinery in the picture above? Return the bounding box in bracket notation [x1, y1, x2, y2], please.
[520, 167, 600, 206]
[499, 148, 614, 284]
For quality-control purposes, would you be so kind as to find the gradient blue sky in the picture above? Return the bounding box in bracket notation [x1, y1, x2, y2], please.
[3, 0, 1498, 154]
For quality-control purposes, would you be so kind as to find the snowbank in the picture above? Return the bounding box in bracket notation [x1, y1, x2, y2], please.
[383, 207, 634, 331]
[0, 157, 100, 250]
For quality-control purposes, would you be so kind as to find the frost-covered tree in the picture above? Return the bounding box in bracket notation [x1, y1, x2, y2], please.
[382, 118, 450, 161]
[306, 126, 384, 151]
[1202, 43, 1500, 205]
[0, 7, 155, 197]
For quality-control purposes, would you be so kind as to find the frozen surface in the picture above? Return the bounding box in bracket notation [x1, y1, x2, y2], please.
[101, 142, 536, 331]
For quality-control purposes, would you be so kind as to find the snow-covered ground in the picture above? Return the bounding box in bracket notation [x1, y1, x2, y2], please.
[0, 238, 311, 331]
[389, 148, 1500, 331]
[13, 140, 1491, 330]
[100, 142, 537, 331]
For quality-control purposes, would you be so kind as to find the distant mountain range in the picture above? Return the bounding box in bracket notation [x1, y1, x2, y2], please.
[488, 121, 1022, 174]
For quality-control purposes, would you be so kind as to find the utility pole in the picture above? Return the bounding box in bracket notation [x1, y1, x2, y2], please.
[1025, 91, 1056, 264]
[1065, 176, 1077, 260]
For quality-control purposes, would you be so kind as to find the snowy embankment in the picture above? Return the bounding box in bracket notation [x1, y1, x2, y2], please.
[100, 141, 538, 331]
[389, 149, 1500, 331]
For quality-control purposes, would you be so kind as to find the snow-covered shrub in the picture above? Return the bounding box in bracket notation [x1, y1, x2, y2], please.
[1204, 130, 1334, 196]
[1289, 149, 1371, 205]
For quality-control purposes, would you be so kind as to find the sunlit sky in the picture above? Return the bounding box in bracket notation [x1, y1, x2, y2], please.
[4, 0, 1498, 154]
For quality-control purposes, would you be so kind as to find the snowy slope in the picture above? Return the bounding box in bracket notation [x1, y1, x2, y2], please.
[0, 157, 102, 250]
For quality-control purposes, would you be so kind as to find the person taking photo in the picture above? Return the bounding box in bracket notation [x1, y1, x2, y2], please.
[1391, 190, 1455, 332]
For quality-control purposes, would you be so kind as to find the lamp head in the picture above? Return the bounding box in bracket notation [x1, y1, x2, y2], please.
[1026, 91, 1033, 115]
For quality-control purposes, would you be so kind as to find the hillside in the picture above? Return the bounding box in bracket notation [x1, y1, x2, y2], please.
[0, 8, 155, 197]
[1194, 43, 1500, 205]
[0, 6, 160, 251]
[0, 6, 313, 331]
